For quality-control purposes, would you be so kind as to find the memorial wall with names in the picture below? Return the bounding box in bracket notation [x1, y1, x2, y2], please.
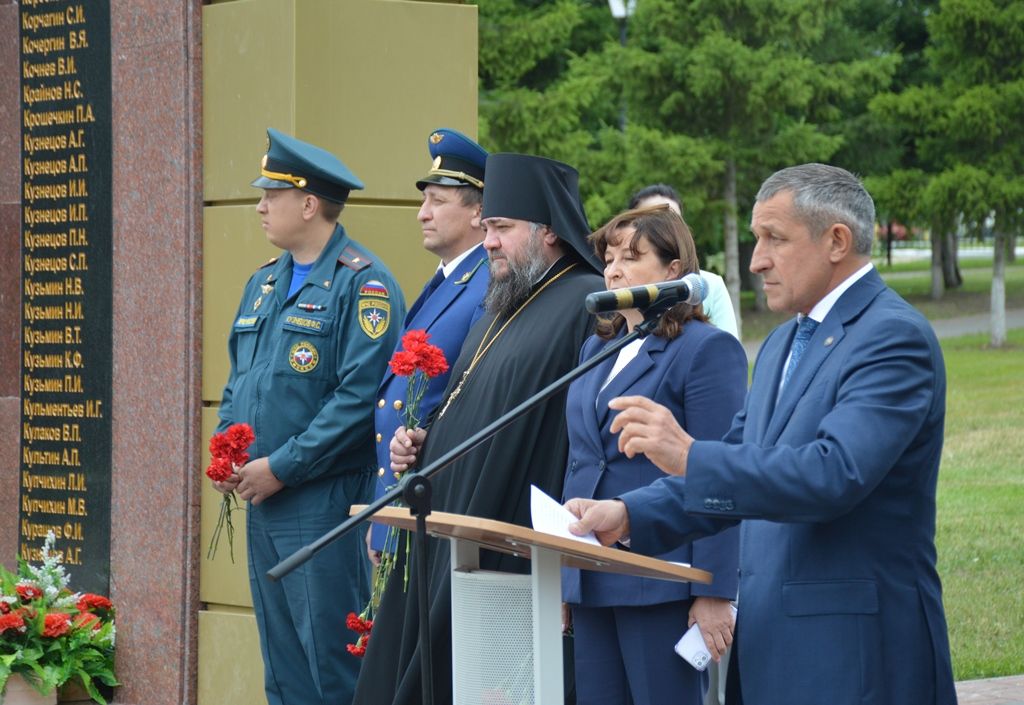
[19, 0, 112, 595]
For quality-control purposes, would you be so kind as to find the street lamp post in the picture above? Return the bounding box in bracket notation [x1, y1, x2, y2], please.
[607, 0, 636, 130]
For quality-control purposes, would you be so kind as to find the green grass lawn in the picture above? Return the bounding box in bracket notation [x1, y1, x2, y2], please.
[937, 329, 1024, 679]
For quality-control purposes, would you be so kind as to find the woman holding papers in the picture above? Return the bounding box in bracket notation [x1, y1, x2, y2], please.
[561, 206, 747, 705]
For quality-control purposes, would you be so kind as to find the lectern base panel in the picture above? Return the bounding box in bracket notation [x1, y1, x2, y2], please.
[451, 570, 533, 705]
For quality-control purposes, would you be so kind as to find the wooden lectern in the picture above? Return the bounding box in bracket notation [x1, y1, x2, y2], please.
[361, 506, 711, 705]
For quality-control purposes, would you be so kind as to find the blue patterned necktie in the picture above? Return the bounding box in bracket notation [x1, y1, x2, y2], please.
[783, 317, 820, 387]
[405, 269, 446, 323]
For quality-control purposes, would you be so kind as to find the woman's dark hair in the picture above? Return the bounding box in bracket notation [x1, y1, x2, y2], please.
[589, 205, 707, 340]
[627, 183, 682, 212]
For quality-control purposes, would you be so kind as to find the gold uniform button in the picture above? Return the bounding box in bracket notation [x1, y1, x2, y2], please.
[378, 467, 386, 477]
[393, 400, 403, 410]
[377, 399, 386, 408]
[376, 433, 382, 443]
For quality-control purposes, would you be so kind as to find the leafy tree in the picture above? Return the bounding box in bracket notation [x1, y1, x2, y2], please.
[477, 1, 898, 337]
[872, 0, 1024, 345]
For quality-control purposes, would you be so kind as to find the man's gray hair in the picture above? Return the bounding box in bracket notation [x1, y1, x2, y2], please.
[756, 164, 875, 255]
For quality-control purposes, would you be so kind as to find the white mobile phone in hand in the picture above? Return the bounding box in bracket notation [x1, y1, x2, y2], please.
[674, 604, 737, 671]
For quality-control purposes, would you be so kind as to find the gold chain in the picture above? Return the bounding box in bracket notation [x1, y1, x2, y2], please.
[437, 263, 578, 419]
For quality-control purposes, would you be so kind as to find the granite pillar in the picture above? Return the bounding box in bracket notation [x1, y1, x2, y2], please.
[2, 2, 205, 704]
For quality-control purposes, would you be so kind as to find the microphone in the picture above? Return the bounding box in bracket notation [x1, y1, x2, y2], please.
[584, 272, 707, 314]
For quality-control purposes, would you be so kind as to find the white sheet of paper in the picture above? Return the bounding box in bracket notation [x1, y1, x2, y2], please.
[530, 485, 601, 546]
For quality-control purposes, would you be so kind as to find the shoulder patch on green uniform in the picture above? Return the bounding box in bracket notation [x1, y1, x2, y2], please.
[339, 246, 371, 271]
[358, 294, 390, 340]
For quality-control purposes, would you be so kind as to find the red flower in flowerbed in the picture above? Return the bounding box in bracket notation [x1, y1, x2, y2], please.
[73, 612, 102, 631]
[205, 423, 255, 562]
[42, 612, 71, 638]
[0, 612, 25, 634]
[0, 532, 118, 700]
[16, 584, 43, 602]
[77, 593, 113, 613]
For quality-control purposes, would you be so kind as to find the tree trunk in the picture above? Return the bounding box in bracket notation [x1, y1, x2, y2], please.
[942, 229, 962, 288]
[991, 229, 1007, 348]
[886, 221, 893, 268]
[723, 156, 742, 339]
[930, 222, 945, 301]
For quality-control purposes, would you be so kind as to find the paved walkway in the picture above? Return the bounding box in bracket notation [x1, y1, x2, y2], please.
[743, 308, 1024, 361]
[957, 675, 1024, 704]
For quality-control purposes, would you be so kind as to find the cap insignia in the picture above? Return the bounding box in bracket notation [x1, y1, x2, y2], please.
[430, 132, 444, 144]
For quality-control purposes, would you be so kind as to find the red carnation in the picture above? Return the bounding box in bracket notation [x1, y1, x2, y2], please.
[0, 612, 25, 633]
[401, 330, 430, 351]
[417, 346, 449, 378]
[205, 423, 255, 563]
[73, 612, 102, 631]
[42, 612, 71, 638]
[386, 329, 450, 431]
[388, 350, 418, 377]
[205, 456, 234, 483]
[225, 423, 255, 462]
[76, 593, 113, 613]
[16, 584, 43, 602]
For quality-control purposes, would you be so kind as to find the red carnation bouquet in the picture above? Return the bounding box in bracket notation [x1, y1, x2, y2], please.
[387, 329, 449, 429]
[205, 423, 255, 563]
[346, 330, 448, 657]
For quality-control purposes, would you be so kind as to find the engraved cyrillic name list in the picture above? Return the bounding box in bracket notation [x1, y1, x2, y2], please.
[19, 0, 112, 594]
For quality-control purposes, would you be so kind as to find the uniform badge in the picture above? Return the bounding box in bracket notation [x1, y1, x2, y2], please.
[253, 295, 263, 311]
[358, 299, 390, 339]
[360, 280, 389, 298]
[289, 341, 319, 373]
[261, 284, 274, 295]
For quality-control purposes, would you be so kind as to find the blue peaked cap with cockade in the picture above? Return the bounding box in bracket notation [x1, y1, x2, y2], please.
[415, 128, 487, 191]
[251, 127, 364, 204]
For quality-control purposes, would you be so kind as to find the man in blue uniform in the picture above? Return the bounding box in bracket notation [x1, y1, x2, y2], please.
[368, 128, 489, 561]
[211, 128, 404, 705]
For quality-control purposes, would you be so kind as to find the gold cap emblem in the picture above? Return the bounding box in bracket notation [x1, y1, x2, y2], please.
[430, 132, 444, 144]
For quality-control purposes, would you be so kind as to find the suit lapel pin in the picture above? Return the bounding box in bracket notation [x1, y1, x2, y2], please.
[824, 336, 835, 347]
[454, 271, 472, 285]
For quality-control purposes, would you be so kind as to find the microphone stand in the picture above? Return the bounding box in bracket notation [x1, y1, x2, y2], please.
[268, 300, 676, 705]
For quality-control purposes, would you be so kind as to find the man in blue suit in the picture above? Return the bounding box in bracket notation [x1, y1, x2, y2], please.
[367, 128, 489, 560]
[567, 164, 957, 705]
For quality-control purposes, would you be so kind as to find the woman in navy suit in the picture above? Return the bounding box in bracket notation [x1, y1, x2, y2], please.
[562, 206, 747, 705]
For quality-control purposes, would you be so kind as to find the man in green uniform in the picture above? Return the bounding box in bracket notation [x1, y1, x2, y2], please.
[211, 128, 404, 705]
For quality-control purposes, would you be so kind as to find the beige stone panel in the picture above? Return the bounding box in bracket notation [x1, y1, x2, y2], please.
[203, 0, 296, 202]
[197, 610, 266, 705]
[199, 407, 253, 607]
[202, 204, 279, 403]
[295, 0, 478, 202]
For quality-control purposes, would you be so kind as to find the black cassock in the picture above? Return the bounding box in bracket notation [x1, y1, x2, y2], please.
[354, 257, 601, 705]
